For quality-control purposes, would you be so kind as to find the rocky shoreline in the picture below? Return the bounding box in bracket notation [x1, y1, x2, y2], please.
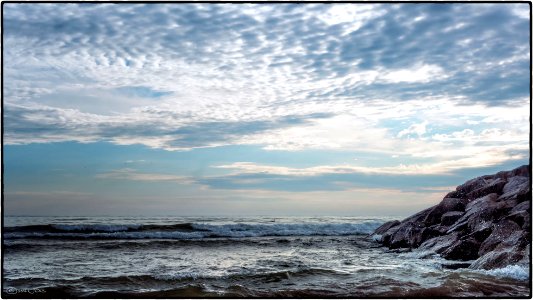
[372, 165, 531, 270]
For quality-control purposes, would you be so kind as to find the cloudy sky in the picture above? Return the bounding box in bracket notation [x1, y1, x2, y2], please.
[3, 3, 530, 216]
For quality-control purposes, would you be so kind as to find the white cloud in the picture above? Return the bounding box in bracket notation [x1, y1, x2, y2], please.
[96, 168, 192, 183]
[125, 160, 146, 164]
[380, 64, 448, 84]
[318, 4, 386, 34]
[397, 121, 428, 138]
[214, 147, 526, 176]
[510, 4, 529, 19]
[432, 127, 527, 144]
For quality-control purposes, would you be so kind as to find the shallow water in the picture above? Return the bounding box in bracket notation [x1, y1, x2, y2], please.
[2, 216, 530, 297]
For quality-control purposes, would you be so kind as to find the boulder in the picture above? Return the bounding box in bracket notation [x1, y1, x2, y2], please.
[466, 178, 507, 200]
[494, 197, 519, 212]
[418, 232, 460, 254]
[381, 206, 435, 248]
[470, 242, 530, 270]
[440, 211, 463, 226]
[501, 176, 529, 195]
[444, 177, 488, 199]
[373, 220, 400, 235]
[419, 226, 443, 243]
[447, 193, 499, 234]
[509, 165, 530, 177]
[441, 237, 480, 260]
[465, 227, 493, 244]
[505, 210, 530, 230]
[517, 187, 531, 203]
[423, 198, 467, 226]
[478, 219, 521, 256]
[493, 165, 529, 180]
[465, 209, 500, 234]
[510, 200, 531, 214]
[465, 193, 498, 211]
[445, 165, 528, 200]
[498, 178, 531, 203]
[388, 222, 425, 249]
[428, 224, 449, 235]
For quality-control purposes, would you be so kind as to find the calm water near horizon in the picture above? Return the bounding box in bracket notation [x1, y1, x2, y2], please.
[3, 216, 530, 297]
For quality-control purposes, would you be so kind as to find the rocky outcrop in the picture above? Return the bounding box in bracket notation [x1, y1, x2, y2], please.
[372, 165, 531, 270]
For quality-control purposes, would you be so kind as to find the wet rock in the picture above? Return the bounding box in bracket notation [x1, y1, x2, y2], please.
[495, 197, 519, 213]
[464, 226, 493, 242]
[509, 165, 530, 177]
[441, 237, 480, 260]
[505, 210, 530, 230]
[493, 165, 529, 180]
[466, 178, 507, 200]
[419, 226, 443, 243]
[440, 211, 463, 226]
[516, 187, 531, 203]
[428, 224, 449, 235]
[446, 176, 493, 199]
[420, 224, 449, 242]
[510, 200, 531, 214]
[381, 206, 435, 248]
[478, 220, 521, 256]
[502, 176, 529, 195]
[389, 222, 425, 249]
[445, 165, 528, 200]
[470, 241, 530, 270]
[373, 220, 400, 235]
[423, 198, 467, 226]
[464, 209, 498, 234]
[418, 232, 460, 254]
[506, 201, 531, 231]
[446, 193, 499, 234]
[498, 178, 531, 203]
[465, 193, 498, 212]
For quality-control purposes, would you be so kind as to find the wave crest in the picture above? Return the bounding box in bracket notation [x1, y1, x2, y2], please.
[4, 221, 383, 240]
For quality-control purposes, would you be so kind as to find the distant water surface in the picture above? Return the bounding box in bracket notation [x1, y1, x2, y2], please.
[3, 216, 530, 297]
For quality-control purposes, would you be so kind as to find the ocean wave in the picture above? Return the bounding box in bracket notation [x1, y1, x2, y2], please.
[3, 221, 383, 240]
[477, 265, 530, 281]
[4, 224, 143, 233]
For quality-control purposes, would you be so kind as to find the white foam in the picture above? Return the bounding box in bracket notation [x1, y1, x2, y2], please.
[371, 234, 383, 242]
[479, 265, 530, 281]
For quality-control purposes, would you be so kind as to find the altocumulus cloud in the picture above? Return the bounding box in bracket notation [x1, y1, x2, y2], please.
[3, 3, 530, 171]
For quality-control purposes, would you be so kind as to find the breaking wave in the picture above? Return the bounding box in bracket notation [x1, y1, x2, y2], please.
[477, 265, 530, 281]
[4, 221, 383, 240]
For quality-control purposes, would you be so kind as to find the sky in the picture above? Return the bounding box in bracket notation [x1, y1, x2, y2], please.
[2, 3, 530, 217]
